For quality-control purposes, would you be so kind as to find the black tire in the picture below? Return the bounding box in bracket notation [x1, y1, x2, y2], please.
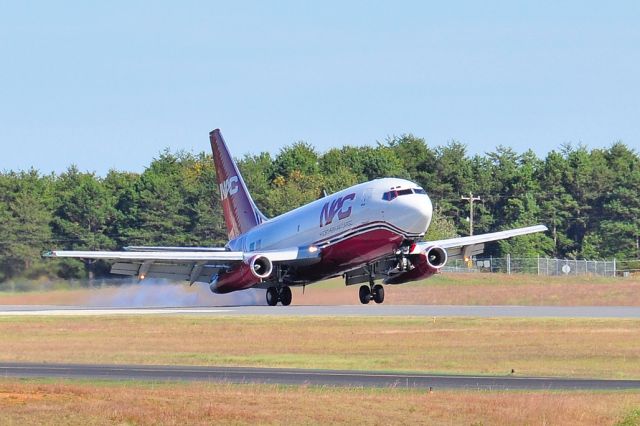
[372, 284, 385, 304]
[266, 287, 279, 306]
[280, 286, 292, 306]
[359, 285, 371, 304]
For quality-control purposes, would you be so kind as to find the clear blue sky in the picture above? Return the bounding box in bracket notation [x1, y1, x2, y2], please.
[1, 1, 638, 175]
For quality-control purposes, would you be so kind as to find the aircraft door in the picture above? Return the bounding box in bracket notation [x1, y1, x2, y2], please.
[360, 188, 373, 206]
[360, 188, 381, 223]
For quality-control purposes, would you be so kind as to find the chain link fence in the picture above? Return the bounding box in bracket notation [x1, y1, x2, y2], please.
[443, 256, 640, 277]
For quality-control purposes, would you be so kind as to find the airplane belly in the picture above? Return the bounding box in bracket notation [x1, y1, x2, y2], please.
[289, 228, 404, 283]
[322, 229, 402, 265]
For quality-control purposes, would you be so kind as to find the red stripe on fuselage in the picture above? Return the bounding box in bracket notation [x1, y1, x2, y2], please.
[313, 220, 421, 247]
[289, 228, 404, 283]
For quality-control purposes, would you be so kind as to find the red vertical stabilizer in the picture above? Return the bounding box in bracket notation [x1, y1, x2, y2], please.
[210, 129, 266, 240]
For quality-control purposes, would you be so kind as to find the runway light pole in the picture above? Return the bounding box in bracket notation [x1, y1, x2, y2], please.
[461, 192, 481, 236]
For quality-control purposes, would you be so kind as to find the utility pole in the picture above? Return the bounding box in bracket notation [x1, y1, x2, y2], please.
[461, 192, 481, 236]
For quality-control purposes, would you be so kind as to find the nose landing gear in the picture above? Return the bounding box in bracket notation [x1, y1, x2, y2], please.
[372, 284, 384, 304]
[359, 282, 385, 304]
[359, 285, 371, 304]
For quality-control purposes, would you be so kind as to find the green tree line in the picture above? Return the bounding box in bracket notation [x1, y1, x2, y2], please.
[0, 137, 638, 282]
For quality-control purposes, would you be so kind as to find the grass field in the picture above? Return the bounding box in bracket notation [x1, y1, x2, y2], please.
[1, 379, 639, 425]
[3, 274, 639, 423]
[303, 273, 640, 306]
[1, 316, 639, 379]
[1, 273, 639, 306]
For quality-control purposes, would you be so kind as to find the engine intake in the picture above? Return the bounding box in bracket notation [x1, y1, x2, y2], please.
[248, 255, 273, 279]
[425, 246, 447, 269]
[385, 245, 448, 285]
[210, 255, 273, 294]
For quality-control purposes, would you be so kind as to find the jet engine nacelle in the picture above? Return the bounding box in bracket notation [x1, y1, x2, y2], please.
[384, 245, 448, 285]
[210, 254, 273, 294]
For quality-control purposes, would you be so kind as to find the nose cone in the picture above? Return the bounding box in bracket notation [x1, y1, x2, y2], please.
[393, 193, 433, 236]
[413, 194, 433, 233]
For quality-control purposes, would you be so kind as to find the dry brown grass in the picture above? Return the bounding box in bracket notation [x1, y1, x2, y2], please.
[0, 379, 639, 425]
[300, 273, 640, 306]
[2, 273, 639, 306]
[1, 316, 639, 379]
[0, 288, 94, 305]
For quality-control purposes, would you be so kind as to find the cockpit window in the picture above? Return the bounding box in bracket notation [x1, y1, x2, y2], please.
[382, 190, 397, 201]
[382, 188, 419, 201]
[414, 188, 426, 194]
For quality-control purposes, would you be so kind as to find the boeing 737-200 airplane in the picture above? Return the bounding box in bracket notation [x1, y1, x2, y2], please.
[45, 129, 547, 306]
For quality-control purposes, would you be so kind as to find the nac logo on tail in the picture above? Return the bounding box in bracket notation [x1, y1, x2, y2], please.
[220, 176, 239, 200]
[320, 193, 356, 227]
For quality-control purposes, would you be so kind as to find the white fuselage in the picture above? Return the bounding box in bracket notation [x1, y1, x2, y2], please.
[226, 178, 433, 282]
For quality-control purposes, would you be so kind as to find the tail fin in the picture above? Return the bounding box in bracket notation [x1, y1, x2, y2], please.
[210, 129, 267, 240]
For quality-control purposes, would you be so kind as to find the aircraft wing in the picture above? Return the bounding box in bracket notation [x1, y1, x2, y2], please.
[411, 224, 548, 260]
[43, 246, 320, 284]
[124, 246, 229, 252]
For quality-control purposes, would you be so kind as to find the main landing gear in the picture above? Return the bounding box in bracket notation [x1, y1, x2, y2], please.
[266, 286, 292, 306]
[359, 283, 385, 304]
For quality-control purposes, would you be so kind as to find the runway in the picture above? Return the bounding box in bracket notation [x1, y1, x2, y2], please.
[1, 362, 638, 390]
[1, 304, 640, 318]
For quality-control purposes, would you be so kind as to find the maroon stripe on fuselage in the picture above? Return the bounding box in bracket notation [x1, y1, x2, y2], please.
[313, 220, 421, 248]
[290, 228, 404, 284]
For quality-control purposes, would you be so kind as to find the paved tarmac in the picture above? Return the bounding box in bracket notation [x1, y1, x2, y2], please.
[1, 362, 639, 390]
[1, 304, 640, 318]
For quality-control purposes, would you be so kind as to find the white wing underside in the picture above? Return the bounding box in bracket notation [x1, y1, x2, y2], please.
[44, 247, 317, 284]
[44, 225, 547, 283]
[412, 224, 548, 260]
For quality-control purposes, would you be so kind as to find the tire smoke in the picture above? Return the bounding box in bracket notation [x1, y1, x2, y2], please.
[85, 279, 265, 307]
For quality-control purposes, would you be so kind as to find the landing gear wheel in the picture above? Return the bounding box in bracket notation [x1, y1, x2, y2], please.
[279, 286, 292, 306]
[359, 285, 371, 304]
[372, 284, 385, 304]
[266, 287, 278, 306]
